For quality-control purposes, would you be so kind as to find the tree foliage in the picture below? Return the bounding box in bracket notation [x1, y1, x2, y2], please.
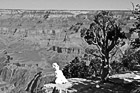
[121, 48, 140, 70]
[131, 38, 140, 49]
[81, 11, 126, 81]
[130, 4, 140, 48]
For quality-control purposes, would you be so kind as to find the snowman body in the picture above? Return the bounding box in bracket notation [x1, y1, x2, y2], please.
[52, 63, 68, 84]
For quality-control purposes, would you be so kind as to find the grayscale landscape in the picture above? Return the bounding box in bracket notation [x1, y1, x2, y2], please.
[0, 0, 140, 93]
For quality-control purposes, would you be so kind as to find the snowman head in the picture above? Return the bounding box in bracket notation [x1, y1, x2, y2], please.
[52, 63, 60, 70]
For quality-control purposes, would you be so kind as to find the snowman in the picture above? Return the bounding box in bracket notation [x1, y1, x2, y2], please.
[52, 63, 68, 84]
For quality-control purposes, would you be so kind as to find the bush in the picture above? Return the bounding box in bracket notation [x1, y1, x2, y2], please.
[110, 48, 140, 74]
[122, 50, 140, 70]
[62, 57, 89, 78]
[88, 58, 101, 77]
[110, 60, 127, 74]
[62, 56, 103, 79]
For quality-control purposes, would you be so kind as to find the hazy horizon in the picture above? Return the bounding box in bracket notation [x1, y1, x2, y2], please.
[0, 0, 139, 10]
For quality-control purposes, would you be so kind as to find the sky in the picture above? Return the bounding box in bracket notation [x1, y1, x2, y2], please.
[0, 0, 139, 10]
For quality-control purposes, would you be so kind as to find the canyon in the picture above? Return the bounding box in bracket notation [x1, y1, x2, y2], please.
[0, 9, 136, 93]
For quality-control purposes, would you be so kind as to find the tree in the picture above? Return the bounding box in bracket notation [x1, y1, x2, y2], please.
[130, 4, 140, 48]
[81, 11, 126, 81]
[43, 11, 50, 20]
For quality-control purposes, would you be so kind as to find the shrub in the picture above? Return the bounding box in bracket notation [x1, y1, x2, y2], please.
[110, 60, 127, 74]
[88, 58, 101, 77]
[121, 48, 140, 71]
[62, 57, 89, 78]
[62, 56, 104, 79]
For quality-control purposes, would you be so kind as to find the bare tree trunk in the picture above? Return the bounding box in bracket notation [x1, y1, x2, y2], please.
[100, 54, 110, 82]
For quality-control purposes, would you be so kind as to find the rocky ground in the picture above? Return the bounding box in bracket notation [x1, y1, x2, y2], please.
[43, 73, 140, 93]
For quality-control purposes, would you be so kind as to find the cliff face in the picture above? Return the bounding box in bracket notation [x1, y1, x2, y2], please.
[0, 54, 55, 93]
[0, 9, 90, 61]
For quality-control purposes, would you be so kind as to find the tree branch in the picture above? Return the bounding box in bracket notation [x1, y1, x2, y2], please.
[91, 41, 105, 57]
[108, 39, 117, 52]
[90, 26, 105, 57]
[92, 53, 102, 59]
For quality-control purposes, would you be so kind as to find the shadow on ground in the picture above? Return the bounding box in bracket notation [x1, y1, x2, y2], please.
[66, 77, 137, 93]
